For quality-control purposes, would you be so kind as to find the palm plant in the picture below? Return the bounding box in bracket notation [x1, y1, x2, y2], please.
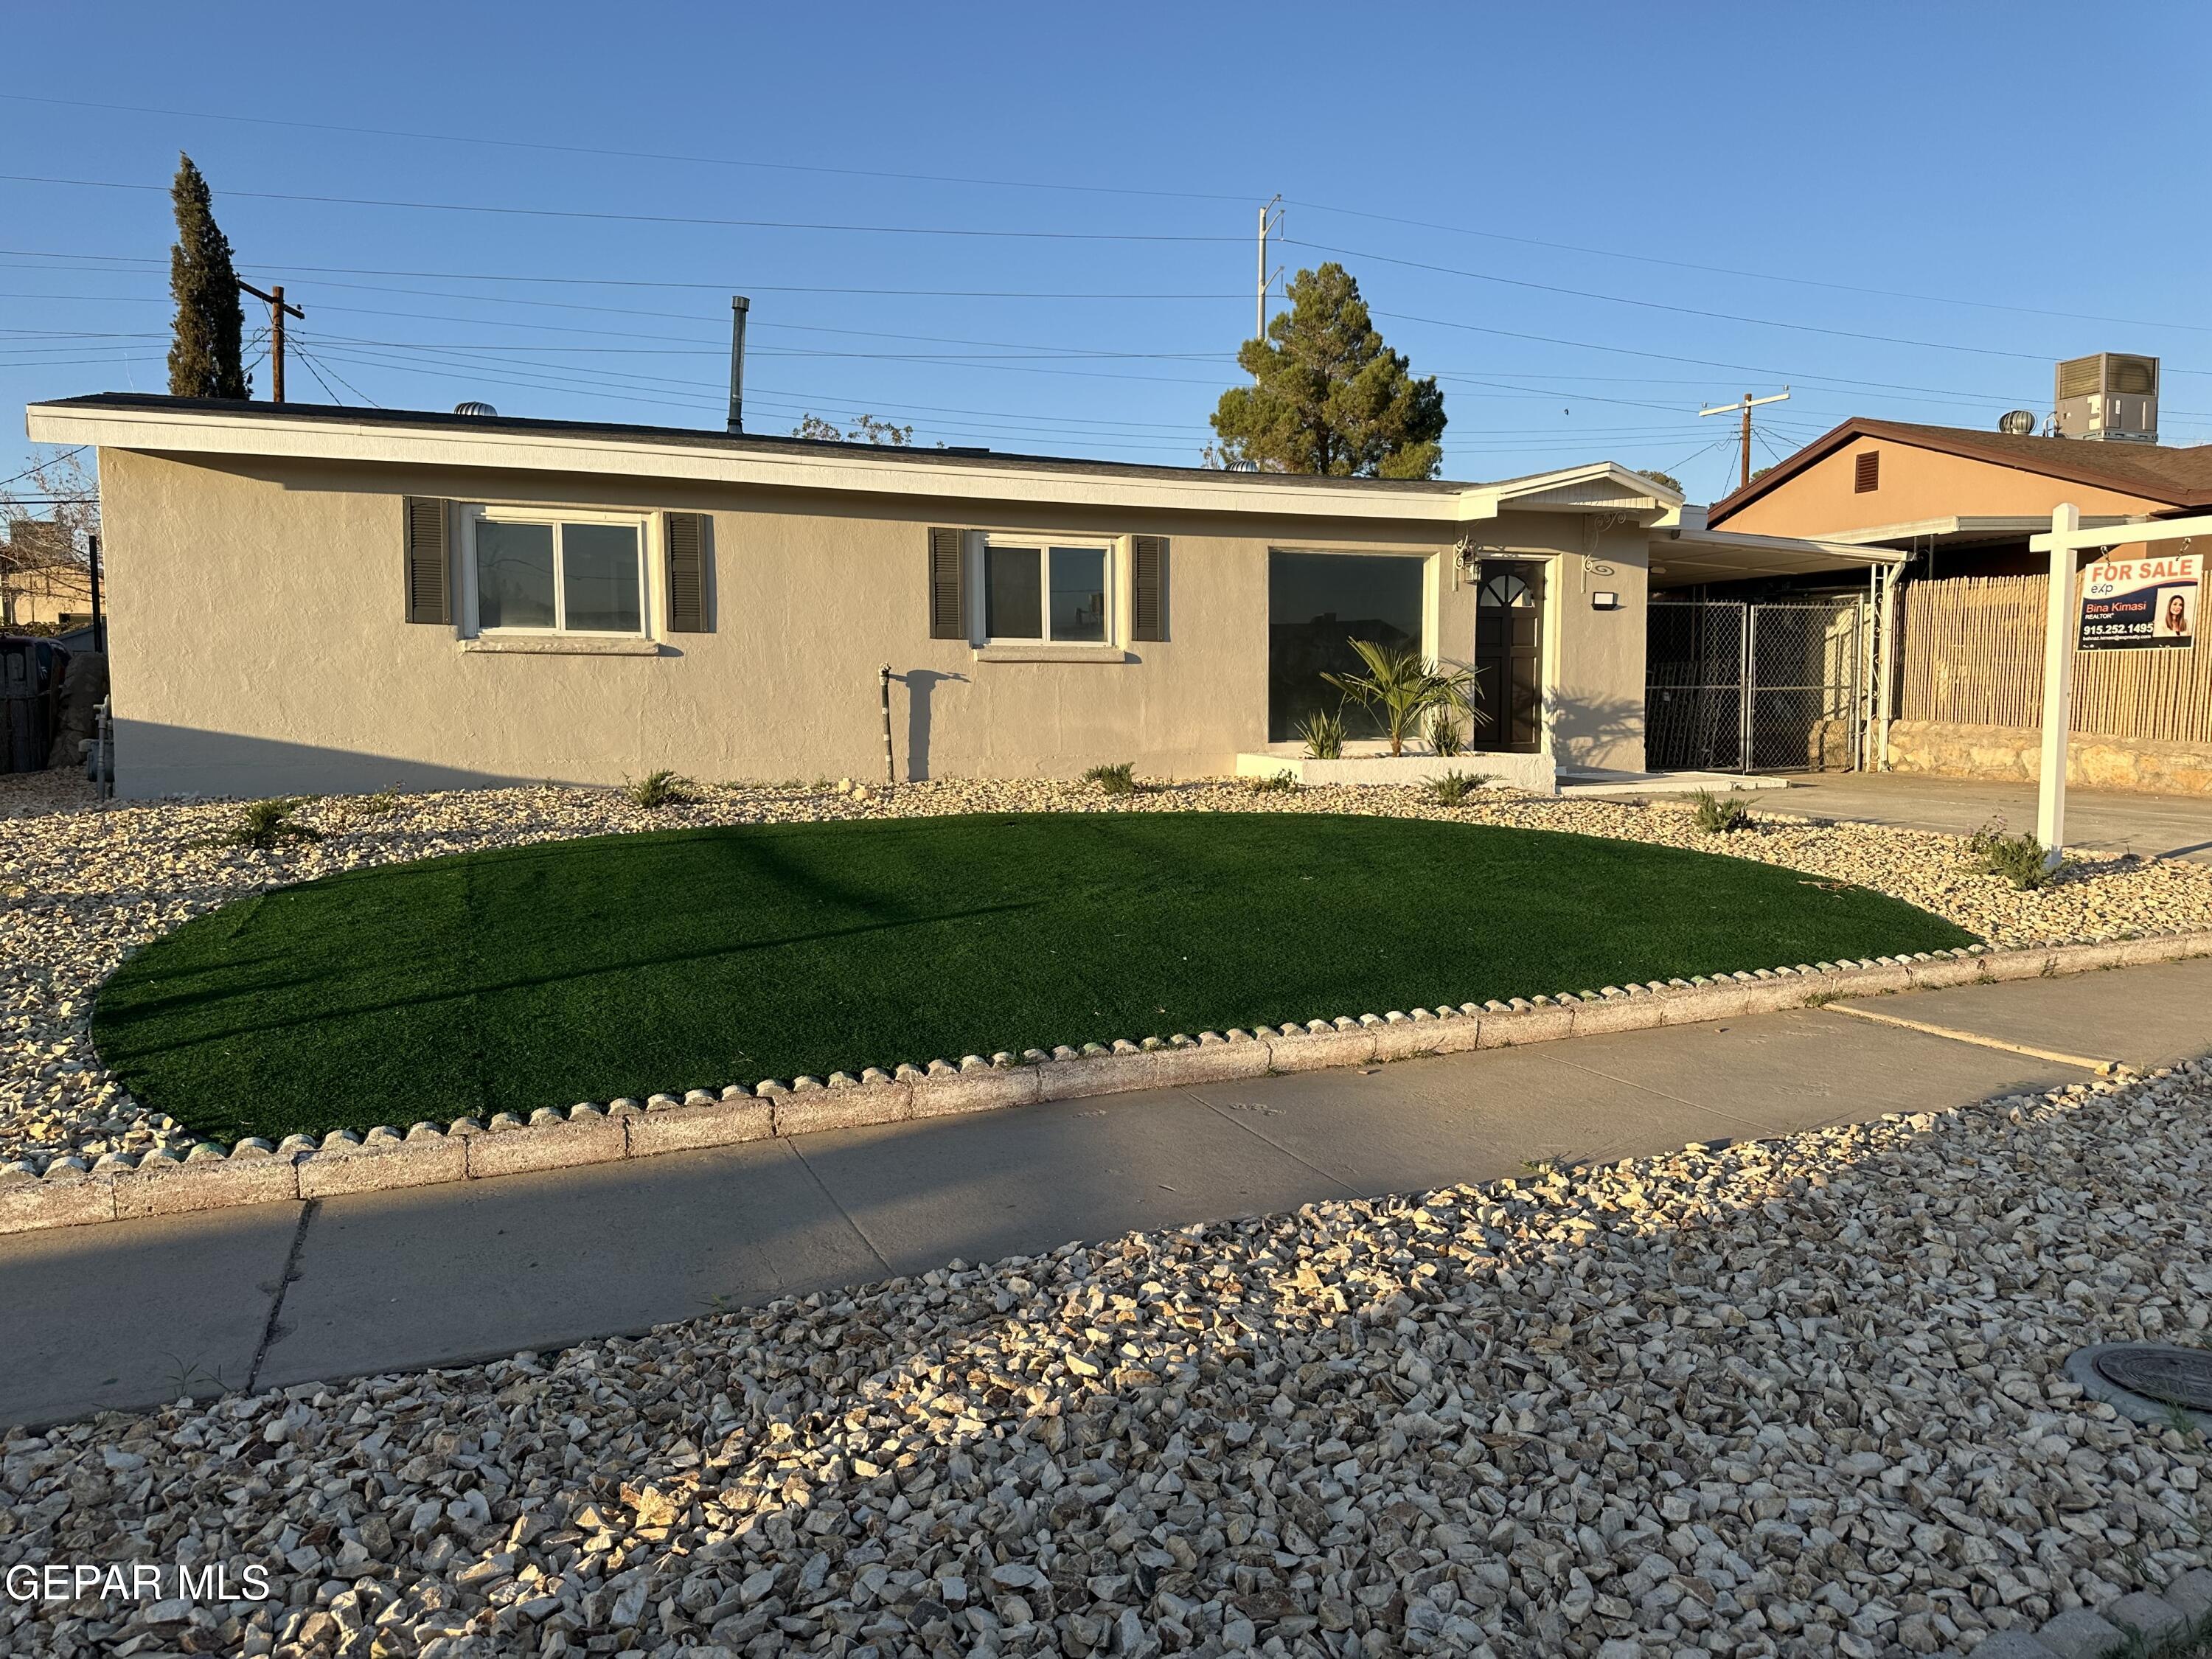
[1321, 640, 1478, 758]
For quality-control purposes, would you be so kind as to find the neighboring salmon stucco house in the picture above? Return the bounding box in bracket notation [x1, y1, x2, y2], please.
[27, 394, 1706, 799]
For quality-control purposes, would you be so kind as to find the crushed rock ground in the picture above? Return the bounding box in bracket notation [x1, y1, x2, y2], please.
[5, 771, 2211, 1175]
[2, 1060, 2208, 1658]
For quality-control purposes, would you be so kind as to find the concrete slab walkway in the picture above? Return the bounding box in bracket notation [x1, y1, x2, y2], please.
[6, 957, 2208, 1428]
[1767, 773, 2212, 862]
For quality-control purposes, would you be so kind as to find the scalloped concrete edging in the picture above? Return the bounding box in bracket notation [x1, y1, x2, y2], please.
[7, 929, 2211, 1239]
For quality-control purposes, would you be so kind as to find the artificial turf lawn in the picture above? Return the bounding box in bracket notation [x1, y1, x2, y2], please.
[92, 812, 1973, 1144]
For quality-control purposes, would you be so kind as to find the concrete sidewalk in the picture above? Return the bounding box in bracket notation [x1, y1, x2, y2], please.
[7, 957, 2209, 1428]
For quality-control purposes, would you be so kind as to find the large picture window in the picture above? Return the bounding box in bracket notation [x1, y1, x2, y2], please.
[982, 539, 1110, 643]
[1267, 551, 1427, 742]
[467, 509, 647, 636]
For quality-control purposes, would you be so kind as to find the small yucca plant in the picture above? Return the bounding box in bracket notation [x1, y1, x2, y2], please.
[625, 769, 693, 809]
[1967, 821, 2066, 889]
[1295, 707, 1346, 761]
[1425, 770, 1486, 807]
[1082, 762, 1141, 796]
[222, 798, 323, 852]
[1691, 789, 1750, 835]
[1427, 708, 1466, 758]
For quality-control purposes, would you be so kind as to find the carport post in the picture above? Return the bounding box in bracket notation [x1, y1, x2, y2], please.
[2035, 503, 2079, 867]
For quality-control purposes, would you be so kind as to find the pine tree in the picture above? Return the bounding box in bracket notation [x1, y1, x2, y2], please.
[167, 153, 248, 399]
[1209, 263, 1445, 479]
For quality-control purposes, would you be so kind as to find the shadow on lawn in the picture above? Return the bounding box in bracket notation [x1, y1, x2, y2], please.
[95, 895, 1043, 1062]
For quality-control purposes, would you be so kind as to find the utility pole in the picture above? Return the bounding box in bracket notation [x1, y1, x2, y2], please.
[1256, 195, 1283, 343]
[1698, 387, 1790, 494]
[236, 280, 304, 403]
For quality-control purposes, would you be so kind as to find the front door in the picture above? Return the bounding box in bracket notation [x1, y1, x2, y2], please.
[1472, 561, 1543, 753]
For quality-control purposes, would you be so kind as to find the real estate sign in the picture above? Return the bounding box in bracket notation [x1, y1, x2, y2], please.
[2079, 549, 2199, 650]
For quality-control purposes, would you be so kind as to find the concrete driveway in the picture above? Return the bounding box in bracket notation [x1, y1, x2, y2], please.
[1766, 772, 2212, 862]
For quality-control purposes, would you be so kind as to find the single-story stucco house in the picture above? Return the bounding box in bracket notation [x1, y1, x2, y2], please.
[24, 394, 1887, 799]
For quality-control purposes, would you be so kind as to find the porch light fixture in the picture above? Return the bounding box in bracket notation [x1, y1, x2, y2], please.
[1590, 591, 1621, 611]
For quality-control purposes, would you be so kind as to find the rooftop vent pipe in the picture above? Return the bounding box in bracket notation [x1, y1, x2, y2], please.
[726, 296, 750, 434]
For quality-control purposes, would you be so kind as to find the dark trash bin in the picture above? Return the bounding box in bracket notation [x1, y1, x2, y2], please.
[0, 637, 69, 773]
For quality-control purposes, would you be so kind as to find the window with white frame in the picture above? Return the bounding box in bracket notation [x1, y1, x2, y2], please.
[467, 507, 650, 636]
[981, 538, 1111, 643]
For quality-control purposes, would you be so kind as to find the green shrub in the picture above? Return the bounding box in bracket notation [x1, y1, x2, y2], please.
[221, 798, 323, 852]
[1968, 820, 2066, 889]
[1245, 769, 1301, 794]
[1296, 707, 1346, 760]
[1691, 789, 1751, 834]
[625, 770, 694, 809]
[1427, 708, 1466, 758]
[1425, 770, 1486, 807]
[1082, 762, 1141, 796]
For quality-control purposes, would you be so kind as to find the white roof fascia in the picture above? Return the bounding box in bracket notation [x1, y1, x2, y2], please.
[1655, 524, 1907, 567]
[27, 402, 1670, 529]
[1817, 514, 2145, 546]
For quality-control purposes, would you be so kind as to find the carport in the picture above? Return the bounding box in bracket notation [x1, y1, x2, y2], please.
[1644, 507, 1907, 773]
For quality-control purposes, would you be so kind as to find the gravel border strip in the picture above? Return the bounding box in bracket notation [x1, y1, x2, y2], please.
[1970, 1568, 2212, 1657]
[6, 930, 2206, 1239]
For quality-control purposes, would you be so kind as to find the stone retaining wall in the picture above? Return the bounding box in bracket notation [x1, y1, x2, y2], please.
[1887, 720, 2212, 796]
[7, 929, 2209, 1239]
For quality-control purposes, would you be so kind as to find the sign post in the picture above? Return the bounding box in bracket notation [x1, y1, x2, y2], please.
[2030, 504, 2212, 871]
[2036, 504, 2079, 866]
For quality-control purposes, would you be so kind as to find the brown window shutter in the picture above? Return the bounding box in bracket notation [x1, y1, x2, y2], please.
[1130, 535, 1168, 641]
[1854, 451, 1879, 493]
[928, 526, 967, 639]
[404, 498, 449, 624]
[664, 512, 709, 632]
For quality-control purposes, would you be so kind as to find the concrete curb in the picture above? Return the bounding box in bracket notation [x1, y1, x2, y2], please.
[7, 928, 2211, 1240]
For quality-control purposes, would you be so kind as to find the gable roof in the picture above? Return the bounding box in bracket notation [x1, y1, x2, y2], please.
[1705, 417, 2212, 526]
[25, 393, 1680, 527]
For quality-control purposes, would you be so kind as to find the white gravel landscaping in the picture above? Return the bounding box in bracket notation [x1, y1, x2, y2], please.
[4, 1059, 2209, 1658]
[7, 771, 2212, 1176]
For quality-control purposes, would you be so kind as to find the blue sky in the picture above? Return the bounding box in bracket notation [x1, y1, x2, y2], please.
[5, 1, 2210, 503]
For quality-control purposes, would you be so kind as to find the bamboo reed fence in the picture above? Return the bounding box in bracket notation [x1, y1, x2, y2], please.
[1898, 574, 2212, 744]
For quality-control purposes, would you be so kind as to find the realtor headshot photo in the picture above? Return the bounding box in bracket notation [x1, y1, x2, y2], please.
[2164, 589, 2194, 638]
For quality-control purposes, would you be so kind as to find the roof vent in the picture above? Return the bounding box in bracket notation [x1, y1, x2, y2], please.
[1998, 409, 2038, 436]
[1226, 459, 1261, 472]
[453, 401, 498, 418]
[2053, 355, 2157, 443]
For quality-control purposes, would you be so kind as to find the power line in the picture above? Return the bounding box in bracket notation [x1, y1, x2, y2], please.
[0, 173, 1244, 243]
[1284, 198, 2212, 338]
[1290, 236, 2212, 376]
[0, 247, 1248, 302]
[7, 90, 2187, 339]
[0, 92, 1255, 207]
[0, 446, 89, 490]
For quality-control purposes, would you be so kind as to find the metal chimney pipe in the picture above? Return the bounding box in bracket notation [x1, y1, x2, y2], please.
[726, 296, 750, 434]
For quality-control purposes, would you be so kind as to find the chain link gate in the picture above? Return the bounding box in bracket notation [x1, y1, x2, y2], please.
[1646, 597, 1866, 773]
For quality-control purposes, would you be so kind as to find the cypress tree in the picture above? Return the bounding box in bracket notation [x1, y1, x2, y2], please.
[167, 153, 248, 399]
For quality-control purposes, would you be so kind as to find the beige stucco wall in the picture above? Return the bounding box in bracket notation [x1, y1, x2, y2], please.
[1717, 441, 2165, 538]
[98, 449, 1649, 797]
